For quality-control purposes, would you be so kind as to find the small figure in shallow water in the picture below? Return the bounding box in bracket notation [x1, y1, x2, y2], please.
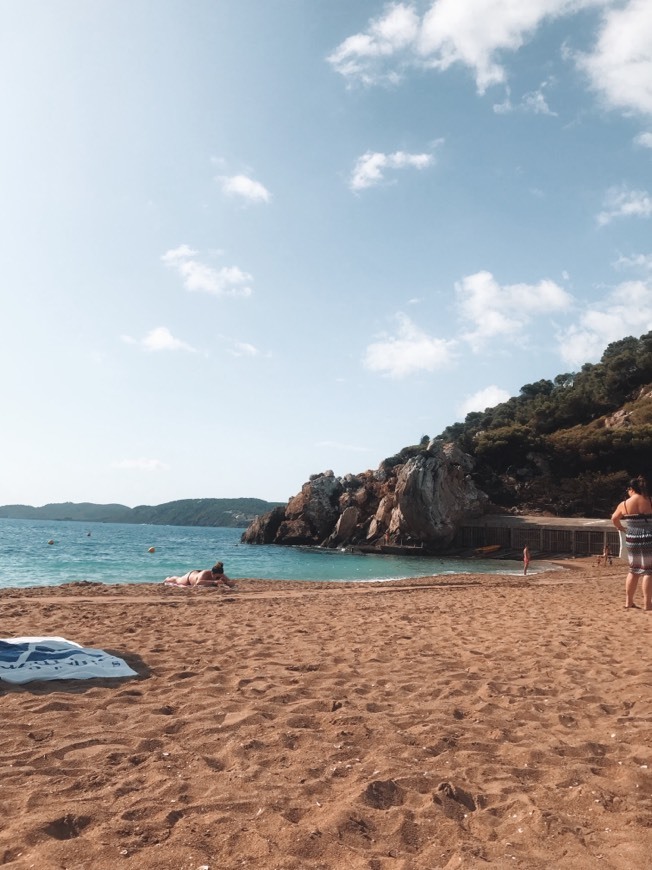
[164, 561, 236, 590]
[523, 546, 531, 576]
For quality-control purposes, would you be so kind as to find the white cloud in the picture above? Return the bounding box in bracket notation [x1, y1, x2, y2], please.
[217, 174, 271, 204]
[122, 326, 196, 353]
[315, 440, 370, 453]
[493, 92, 513, 114]
[634, 131, 652, 148]
[363, 313, 457, 378]
[418, 0, 587, 94]
[328, 1, 605, 94]
[613, 252, 652, 272]
[161, 244, 198, 265]
[597, 184, 652, 225]
[228, 341, 259, 357]
[456, 270, 573, 350]
[577, 0, 652, 117]
[557, 279, 652, 365]
[124, 328, 262, 359]
[522, 84, 557, 115]
[162, 245, 253, 297]
[493, 80, 558, 115]
[350, 149, 434, 190]
[327, 0, 652, 128]
[327, 2, 420, 85]
[111, 458, 169, 472]
[459, 385, 511, 417]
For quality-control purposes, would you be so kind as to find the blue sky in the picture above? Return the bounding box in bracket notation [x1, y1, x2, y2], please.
[1, 0, 651, 507]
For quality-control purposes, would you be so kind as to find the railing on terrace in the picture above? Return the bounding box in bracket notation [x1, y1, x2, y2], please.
[455, 517, 619, 556]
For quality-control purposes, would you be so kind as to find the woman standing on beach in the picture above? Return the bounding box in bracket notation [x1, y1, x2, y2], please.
[611, 476, 652, 610]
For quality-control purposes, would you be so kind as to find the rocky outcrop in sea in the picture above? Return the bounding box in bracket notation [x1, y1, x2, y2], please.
[241, 441, 489, 552]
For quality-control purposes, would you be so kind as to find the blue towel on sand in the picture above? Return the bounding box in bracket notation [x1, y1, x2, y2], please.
[0, 636, 137, 684]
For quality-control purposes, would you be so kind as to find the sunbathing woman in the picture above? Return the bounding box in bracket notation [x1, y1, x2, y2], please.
[164, 562, 236, 589]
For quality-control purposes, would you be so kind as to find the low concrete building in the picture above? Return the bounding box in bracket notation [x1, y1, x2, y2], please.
[455, 515, 618, 556]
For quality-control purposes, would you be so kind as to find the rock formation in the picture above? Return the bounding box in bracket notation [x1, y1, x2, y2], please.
[241, 441, 489, 551]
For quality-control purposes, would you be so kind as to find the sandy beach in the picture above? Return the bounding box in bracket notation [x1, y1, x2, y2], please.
[1, 559, 650, 869]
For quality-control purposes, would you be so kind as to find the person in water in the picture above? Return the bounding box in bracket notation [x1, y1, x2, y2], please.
[164, 562, 236, 589]
[611, 475, 652, 611]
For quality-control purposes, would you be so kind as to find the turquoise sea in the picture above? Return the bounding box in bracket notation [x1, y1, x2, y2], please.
[0, 518, 533, 589]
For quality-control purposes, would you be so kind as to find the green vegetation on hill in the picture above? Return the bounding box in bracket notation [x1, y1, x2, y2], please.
[432, 331, 652, 516]
[0, 503, 130, 523]
[128, 499, 281, 528]
[0, 498, 282, 528]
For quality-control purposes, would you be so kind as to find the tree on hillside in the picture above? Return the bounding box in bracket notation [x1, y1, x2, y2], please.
[432, 330, 652, 516]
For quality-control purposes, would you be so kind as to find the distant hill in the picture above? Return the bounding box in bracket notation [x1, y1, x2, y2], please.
[0, 498, 283, 528]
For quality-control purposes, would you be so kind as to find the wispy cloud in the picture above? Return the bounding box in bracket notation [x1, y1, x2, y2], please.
[493, 81, 558, 115]
[613, 251, 652, 273]
[111, 458, 169, 471]
[634, 131, 652, 148]
[350, 148, 436, 190]
[459, 385, 511, 417]
[123, 327, 263, 359]
[363, 313, 457, 378]
[522, 83, 558, 116]
[162, 245, 253, 297]
[493, 93, 513, 114]
[217, 173, 271, 204]
[597, 184, 652, 226]
[227, 341, 260, 358]
[315, 440, 370, 453]
[122, 326, 196, 353]
[456, 270, 573, 351]
[557, 279, 652, 365]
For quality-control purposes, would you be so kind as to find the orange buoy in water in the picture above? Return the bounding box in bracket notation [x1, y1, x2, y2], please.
[148, 547, 156, 553]
[47, 539, 55, 545]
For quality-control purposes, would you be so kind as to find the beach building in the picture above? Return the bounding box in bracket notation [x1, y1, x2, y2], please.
[455, 515, 618, 556]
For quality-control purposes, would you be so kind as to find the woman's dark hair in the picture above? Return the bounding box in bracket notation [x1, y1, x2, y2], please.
[211, 561, 224, 575]
[629, 476, 649, 497]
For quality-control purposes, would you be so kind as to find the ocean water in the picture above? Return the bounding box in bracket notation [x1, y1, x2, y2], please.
[0, 518, 532, 589]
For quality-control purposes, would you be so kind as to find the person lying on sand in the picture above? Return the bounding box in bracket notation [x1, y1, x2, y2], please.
[164, 562, 236, 590]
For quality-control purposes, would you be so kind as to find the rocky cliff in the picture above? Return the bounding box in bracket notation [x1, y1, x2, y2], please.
[241, 441, 489, 551]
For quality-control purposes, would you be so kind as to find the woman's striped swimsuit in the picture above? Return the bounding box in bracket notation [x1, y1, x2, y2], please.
[624, 514, 652, 575]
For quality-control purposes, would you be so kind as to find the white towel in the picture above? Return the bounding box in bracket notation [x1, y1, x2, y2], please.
[0, 636, 137, 684]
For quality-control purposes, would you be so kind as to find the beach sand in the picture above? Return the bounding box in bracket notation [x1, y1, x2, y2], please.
[1, 558, 650, 869]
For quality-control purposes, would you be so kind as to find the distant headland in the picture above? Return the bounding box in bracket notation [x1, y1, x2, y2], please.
[0, 498, 284, 529]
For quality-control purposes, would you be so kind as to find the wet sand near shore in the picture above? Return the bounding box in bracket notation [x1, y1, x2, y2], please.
[1, 558, 650, 869]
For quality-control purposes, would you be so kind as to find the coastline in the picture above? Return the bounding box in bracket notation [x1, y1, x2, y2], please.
[0, 519, 544, 588]
[1, 557, 650, 869]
